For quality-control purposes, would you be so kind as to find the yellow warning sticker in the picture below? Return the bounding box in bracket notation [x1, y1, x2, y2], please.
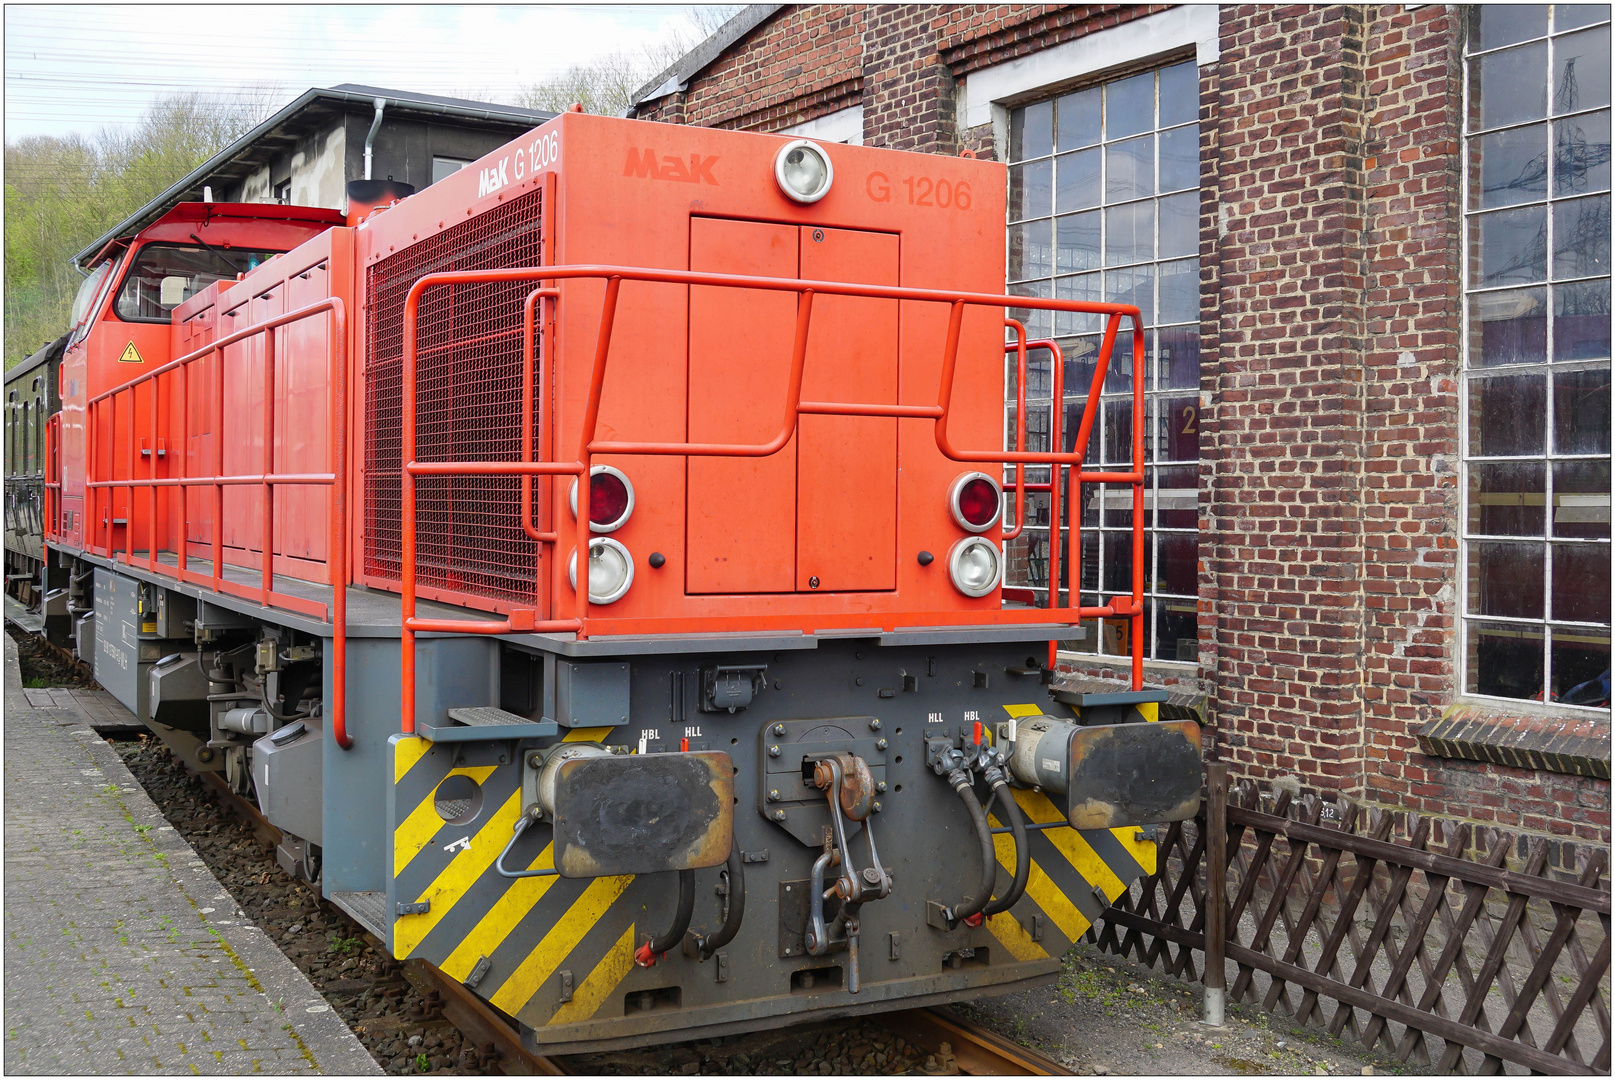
[118, 341, 143, 364]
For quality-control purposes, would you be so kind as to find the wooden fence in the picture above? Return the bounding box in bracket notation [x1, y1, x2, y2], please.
[1092, 764, 1611, 1075]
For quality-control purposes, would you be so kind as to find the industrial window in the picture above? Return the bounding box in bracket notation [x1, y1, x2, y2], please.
[1004, 59, 1201, 664]
[432, 157, 470, 185]
[1462, 4, 1612, 709]
[274, 178, 292, 204]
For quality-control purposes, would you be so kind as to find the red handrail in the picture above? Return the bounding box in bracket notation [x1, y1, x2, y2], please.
[83, 298, 351, 750]
[397, 265, 1147, 734]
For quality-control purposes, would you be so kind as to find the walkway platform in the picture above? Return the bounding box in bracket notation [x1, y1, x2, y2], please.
[1, 635, 380, 1075]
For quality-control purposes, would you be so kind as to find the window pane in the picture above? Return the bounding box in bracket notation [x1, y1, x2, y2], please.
[1553, 26, 1611, 115]
[1468, 461, 1547, 535]
[1552, 195, 1611, 278]
[1471, 286, 1547, 365]
[1156, 531, 1196, 595]
[1468, 372, 1547, 454]
[1478, 205, 1548, 286]
[1160, 392, 1200, 462]
[1056, 87, 1100, 151]
[1472, 123, 1549, 208]
[1158, 326, 1201, 390]
[1106, 265, 1153, 327]
[1159, 125, 1199, 193]
[1009, 279, 1053, 340]
[1158, 257, 1199, 325]
[1106, 136, 1155, 201]
[1055, 211, 1101, 273]
[1555, 366, 1613, 453]
[1551, 625, 1611, 704]
[1102, 530, 1134, 593]
[1553, 459, 1612, 538]
[1553, 541, 1612, 621]
[1475, 4, 1548, 49]
[1158, 191, 1198, 260]
[1009, 159, 1053, 220]
[1102, 397, 1133, 464]
[1009, 219, 1054, 281]
[1105, 71, 1155, 140]
[1554, 279, 1612, 359]
[1104, 328, 1139, 394]
[1155, 464, 1198, 529]
[1054, 271, 1103, 336]
[1103, 479, 1133, 528]
[1475, 43, 1548, 129]
[1555, 5, 1612, 33]
[1105, 201, 1153, 265]
[1553, 110, 1611, 195]
[1011, 101, 1053, 160]
[1464, 619, 1544, 700]
[1062, 396, 1103, 463]
[1469, 540, 1547, 618]
[1006, 529, 1050, 588]
[1158, 62, 1198, 128]
[1054, 148, 1102, 213]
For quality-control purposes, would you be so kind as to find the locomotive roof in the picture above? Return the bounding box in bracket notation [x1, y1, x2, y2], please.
[74, 84, 555, 271]
[5, 335, 65, 383]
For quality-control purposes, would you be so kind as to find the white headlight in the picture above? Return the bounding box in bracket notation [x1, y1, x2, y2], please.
[948, 536, 1002, 598]
[774, 139, 833, 203]
[568, 537, 635, 605]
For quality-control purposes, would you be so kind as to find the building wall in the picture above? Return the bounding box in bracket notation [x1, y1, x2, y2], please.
[633, 3, 1612, 866]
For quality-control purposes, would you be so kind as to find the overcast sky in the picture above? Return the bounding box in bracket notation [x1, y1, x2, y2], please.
[4, 4, 712, 142]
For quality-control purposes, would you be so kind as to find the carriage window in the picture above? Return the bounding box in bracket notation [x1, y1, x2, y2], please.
[1463, 4, 1612, 708]
[114, 243, 279, 322]
[1004, 58, 1202, 665]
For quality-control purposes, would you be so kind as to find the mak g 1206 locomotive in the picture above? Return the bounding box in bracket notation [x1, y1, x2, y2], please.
[10, 110, 1201, 1052]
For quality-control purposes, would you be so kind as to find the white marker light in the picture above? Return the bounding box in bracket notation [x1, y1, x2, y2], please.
[568, 537, 635, 605]
[774, 139, 834, 204]
[948, 536, 1003, 598]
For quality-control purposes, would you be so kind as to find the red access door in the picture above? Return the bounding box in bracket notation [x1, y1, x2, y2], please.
[686, 219, 898, 595]
[796, 226, 898, 591]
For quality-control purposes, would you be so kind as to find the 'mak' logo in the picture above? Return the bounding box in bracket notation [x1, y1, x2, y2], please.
[623, 147, 719, 185]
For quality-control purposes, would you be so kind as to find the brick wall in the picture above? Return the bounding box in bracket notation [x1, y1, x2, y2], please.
[633, 3, 1612, 862]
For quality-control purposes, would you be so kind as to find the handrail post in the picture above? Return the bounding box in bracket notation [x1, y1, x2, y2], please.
[1130, 315, 1146, 691]
[261, 324, 275, 603]
[148, 377, 159, 572]
[212, 342, 224, 596]
[177, 362, 189, 578]
[329, 301, 351, 749]
[402, 286, 420, 735]
[1203, 761, 1228, 1027]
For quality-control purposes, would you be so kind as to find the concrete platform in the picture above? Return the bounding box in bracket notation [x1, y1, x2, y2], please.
[1, 635, 381, 1075]
[19, 685, 146, 736]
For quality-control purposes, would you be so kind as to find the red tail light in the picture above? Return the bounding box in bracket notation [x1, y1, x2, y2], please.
[949, 472, 1002, 533]
[570, 465, 634, 533]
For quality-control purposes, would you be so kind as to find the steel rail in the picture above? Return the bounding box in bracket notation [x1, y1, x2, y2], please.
[876, 1005, 1072, 1075]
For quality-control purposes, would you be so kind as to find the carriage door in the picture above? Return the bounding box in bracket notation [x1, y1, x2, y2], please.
[686, 220, 897, 594]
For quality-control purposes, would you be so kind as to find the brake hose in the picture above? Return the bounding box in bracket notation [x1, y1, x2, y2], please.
[634, 868, 696, 967]
[691, 841, 746, 960]
[945, 769, 998, 925]
[981, 776, 1029, 918]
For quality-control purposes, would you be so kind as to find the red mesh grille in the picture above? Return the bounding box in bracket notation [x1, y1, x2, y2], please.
[364, 188, 543, 603]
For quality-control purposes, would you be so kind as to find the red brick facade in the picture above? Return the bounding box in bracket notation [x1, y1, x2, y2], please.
[632, 4, 1612, 867]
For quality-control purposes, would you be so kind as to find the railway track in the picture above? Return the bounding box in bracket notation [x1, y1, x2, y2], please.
[190, 755, 1066, 1076]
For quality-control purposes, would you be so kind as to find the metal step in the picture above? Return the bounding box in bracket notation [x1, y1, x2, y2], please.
[415, 707, 558, 743]
[329, 891, 387, 938]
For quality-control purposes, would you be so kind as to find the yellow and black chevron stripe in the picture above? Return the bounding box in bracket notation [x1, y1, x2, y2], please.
[387, 728, 644, 1028]
[979, 703, 1158, 961]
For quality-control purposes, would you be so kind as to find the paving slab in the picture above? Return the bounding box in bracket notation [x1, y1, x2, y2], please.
[2, 634, 380, 1076]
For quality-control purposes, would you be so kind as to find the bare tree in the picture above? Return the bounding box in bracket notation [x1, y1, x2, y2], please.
[514, 5, 745, 117]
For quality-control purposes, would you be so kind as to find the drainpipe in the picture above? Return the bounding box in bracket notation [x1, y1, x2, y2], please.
[363, 98, 386, 181]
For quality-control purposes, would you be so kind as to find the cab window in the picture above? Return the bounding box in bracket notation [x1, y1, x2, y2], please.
[66, 259, 117, 345]
[114, 243, 279, 322]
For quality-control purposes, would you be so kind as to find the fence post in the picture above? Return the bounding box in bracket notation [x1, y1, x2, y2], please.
[1202, 761, 1228, 1026]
